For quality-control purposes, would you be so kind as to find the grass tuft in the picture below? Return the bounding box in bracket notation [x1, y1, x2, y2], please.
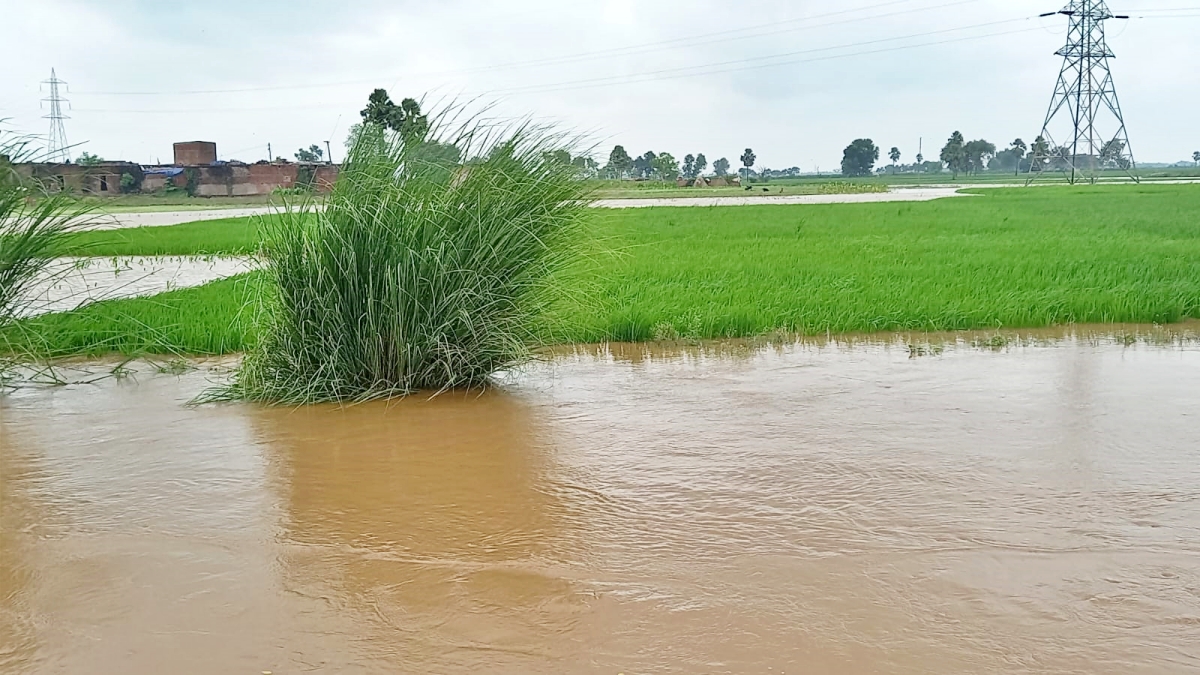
[1, 128, 91, 328]
[223, 116, 593, 403]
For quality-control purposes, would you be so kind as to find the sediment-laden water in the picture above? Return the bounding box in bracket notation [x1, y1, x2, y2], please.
[2, 326, 1199, 674]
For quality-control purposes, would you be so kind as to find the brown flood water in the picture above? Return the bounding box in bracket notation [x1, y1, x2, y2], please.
[2, 327, 1199, 674]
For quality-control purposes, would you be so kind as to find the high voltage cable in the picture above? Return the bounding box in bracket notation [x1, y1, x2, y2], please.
[70, 8, 1192, 115]
[72, 17, 1042, 115]
[74, 0, 984, 97]
[474, 16, 1039, 97]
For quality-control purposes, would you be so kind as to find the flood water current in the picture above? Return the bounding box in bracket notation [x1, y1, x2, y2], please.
[2, 327, 1199, 674]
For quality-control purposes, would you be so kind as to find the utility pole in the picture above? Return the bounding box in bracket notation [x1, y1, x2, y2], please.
[41, 68, 71, 163]
[325, 140, 333, 165]
[267, 143, 272, 163]
[1031, 0, 1135, 184]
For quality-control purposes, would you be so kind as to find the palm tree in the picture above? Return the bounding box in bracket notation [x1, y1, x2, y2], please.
[1193, 151, 1200, 167]
[888, 147, 901, 174]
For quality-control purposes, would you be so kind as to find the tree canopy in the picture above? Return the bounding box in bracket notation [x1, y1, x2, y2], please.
[295, 145, 324, 163]
[940, 131, 967, 178]
[607, 145, 634, 178]
[841, 139, 879, 177]
[652, 152, 681, 180]
[360, 89, 428, 139]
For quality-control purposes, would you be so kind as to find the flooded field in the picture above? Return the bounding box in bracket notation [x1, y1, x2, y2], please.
[19, 257, 254, 317]
[2, 327, 1199, 674]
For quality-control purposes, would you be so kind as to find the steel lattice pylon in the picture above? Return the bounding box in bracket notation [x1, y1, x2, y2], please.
[1029, 0, 1135, 184]
[41, 68, 71, 164]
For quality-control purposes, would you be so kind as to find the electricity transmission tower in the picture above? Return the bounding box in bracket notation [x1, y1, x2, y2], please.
[1030, 1, 1135, 184]
[41, 68, 71, 163]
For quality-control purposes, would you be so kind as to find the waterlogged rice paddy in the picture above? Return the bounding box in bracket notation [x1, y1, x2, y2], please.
[10, 184, 1200, 358]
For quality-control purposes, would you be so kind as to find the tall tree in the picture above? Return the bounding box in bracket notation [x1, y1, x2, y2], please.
[359, 89, 428, 139]
[694, 153, 708, 177]
[607, 145, 633, 178]
[740, 148, 757, 178]
[633, 151, 658, 179]
[1100, 139, 1129, 169]
[713, 157, 731, 177]
[1009, 138, 1027, 176]
[841, 139, 879, 177]
[683, 154, 696, 180]
[889, 147, 901, 174]
[295, 144, 324, 163]
[543, 149, 572, 166]
[76, 152, 103, 166]
[964, 139, 996, 175]
[1029, 136, 1051, 173]
[940, 131, 967, 179]
[572, 155, 599, 178]
[1194, 151, 1200, 166]
[652, 152, 681, 180]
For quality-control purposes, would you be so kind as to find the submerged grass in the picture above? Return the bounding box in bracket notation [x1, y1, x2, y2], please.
[223, 118, 594, 403]
[6, 184, 1200, 358]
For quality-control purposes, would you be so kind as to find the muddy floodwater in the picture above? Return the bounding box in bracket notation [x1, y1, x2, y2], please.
[2, 327, 1199, 674]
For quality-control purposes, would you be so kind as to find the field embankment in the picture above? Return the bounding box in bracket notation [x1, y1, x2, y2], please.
[7, 184, 1200, 357]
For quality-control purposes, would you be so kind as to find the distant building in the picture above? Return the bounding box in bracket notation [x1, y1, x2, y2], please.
[18, 161, 143, 195]
[173, 141, 218, 166]
[16, 139, 338, 198]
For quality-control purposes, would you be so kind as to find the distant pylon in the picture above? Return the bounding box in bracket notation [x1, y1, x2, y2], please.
[41, 68, 71, 163]
[1029, 1, 1135, 184]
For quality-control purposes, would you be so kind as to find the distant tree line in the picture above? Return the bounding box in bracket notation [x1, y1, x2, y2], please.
[342, 89, 1149, 184]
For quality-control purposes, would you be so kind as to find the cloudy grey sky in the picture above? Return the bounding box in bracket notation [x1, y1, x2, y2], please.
[2, 0, 1197, 168]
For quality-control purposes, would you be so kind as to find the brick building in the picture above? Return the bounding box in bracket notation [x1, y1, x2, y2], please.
[17, 140, 338, 198]
[173, 141, 218, 166]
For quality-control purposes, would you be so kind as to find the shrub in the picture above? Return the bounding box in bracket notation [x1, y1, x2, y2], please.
[225, 116, 593, 403]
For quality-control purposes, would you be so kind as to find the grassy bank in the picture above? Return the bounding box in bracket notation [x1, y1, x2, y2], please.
[8, 184, 1200, 356]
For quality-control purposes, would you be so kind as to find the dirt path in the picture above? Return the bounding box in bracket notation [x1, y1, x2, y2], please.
[83, 187, 967, 230]
[594, 187, 965, 209]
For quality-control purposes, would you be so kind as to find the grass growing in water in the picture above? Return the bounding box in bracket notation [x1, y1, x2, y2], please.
[225, 120, 593, 403]
[6, 185, 1199, 357]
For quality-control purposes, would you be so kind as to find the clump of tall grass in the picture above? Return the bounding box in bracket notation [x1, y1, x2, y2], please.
[1, 129, 88, 331]
[227, 113, 594, 403]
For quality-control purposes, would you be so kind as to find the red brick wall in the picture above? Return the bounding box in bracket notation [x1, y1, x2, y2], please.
[173, 141, 217, 166]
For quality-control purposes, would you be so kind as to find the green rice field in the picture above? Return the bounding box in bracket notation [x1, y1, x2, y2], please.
[10, 184, 1200, 357]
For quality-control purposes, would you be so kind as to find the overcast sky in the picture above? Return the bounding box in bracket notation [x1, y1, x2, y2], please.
[2, 0, 1197, 168]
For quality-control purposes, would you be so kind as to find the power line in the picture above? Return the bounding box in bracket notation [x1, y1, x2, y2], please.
[72, 14, 1044, 115]
[74, 0, 985, 98]
[477, 16, 1041, 97]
